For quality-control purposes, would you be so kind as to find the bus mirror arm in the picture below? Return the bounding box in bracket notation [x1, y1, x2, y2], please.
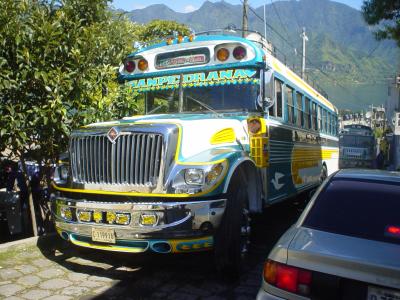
[263, 97, 274, 112]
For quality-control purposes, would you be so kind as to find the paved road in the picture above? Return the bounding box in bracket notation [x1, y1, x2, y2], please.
[0, 200, 304, 300]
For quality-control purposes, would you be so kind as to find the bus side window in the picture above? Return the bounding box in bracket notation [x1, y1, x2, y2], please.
[322, 109, 327, 133]
[312, 102, 318, 130]
[296, 92, 303, 127]
[286, 86, 294, 124]
[335, 116, 338, 135]
[304, 97, 310, 129]
[274, 79, 283, 118]
[317, 106, 322, 131]
[326, 110, 329, 133]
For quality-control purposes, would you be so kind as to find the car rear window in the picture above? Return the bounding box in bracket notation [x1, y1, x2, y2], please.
[303, 179, 400, 245]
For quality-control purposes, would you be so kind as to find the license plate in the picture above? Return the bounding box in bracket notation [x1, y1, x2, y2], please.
[91, 227, 116, 244]
[367, 286, 400, 300]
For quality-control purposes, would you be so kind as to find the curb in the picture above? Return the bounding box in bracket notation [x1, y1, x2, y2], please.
[0, 233, 56, 252]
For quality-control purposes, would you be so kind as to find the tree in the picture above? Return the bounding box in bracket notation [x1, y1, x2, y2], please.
[136, 19, 191, 45]
[362, 0, 400, 46]
[0, 0, 137, 235]
[0, 0, 190, 236]
[0, 0, 138, 164]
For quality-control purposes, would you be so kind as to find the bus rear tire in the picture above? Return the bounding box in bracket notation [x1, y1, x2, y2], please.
[214, 176, 250, 280]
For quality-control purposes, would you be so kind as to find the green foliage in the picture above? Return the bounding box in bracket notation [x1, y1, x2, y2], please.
[374, 127, 384, 139]
[136, 19, 191, 44]
[362, 0, 400, 46]
[0, 0, 189, 166]
[0, 0, 139, 164]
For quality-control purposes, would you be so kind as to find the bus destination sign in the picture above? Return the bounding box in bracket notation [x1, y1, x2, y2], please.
[157, 54, 207, 69]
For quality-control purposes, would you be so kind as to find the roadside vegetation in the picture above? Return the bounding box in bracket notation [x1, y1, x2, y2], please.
[0, 0, 189, 235]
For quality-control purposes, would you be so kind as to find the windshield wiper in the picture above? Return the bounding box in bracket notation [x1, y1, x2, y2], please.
[147, 105, 164, 115]
[186, 95, 222, 117]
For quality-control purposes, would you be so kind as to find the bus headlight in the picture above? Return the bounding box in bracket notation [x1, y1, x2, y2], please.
[173, 161, 227, 194]
[54, 164, 69, 184]
[184, 169, 205, 185]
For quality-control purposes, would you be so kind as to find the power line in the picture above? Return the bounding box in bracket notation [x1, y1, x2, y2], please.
[241, 0, 371, 104]
[243, 0, 295, 51]
[366, 43, 380, 58]
[289, 0, 302, 32]
[270, 0, 291, 43]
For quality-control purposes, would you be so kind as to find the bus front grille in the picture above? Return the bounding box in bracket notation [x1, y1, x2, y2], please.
[70, 133, 164, 187]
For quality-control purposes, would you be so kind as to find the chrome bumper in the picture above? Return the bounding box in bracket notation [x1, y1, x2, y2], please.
[52, 195, 226, 253]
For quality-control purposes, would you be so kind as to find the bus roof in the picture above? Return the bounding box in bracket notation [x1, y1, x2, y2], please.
[120, 33, 337, 113]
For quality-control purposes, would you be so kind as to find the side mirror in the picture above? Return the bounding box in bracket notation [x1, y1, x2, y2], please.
[263, 97, 275, 111]
[263, 69, 274, 112]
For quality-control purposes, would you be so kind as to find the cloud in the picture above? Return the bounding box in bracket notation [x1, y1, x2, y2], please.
[183, 4, 197, 13]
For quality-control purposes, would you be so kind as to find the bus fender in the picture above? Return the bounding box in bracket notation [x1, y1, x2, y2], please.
[223, 157, 263, 213]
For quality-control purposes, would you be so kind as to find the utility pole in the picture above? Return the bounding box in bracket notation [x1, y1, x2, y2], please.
[263, 4, 267, 39]
[301, 27, 308, 79]
[242, 0, 248, 37]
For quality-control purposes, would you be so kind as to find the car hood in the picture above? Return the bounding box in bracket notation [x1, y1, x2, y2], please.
[287, 227, 400, 289]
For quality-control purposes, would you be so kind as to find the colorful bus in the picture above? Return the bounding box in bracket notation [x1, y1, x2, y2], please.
[339, 124, 375, 168]
[51, 31, 339, 273]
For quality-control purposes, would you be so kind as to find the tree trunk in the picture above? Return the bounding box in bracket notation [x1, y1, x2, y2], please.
[20, 156, 38, 237]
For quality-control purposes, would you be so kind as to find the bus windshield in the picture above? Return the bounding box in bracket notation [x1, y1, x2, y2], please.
[340, 135, 374, 147]
[129, 68, 261, 114]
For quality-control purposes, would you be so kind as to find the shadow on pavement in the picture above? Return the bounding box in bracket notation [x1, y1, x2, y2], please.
[35, 199, 304, 299]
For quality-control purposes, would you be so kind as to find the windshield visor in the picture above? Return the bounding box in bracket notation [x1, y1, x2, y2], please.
[127, 68, 261, 114]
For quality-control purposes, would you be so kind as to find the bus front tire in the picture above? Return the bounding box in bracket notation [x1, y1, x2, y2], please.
[214, 176, 249, 279]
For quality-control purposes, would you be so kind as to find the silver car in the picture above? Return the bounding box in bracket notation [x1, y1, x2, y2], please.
[257, 169, 400, 300]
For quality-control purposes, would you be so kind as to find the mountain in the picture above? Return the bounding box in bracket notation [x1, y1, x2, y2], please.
[124, 0, 399, 111]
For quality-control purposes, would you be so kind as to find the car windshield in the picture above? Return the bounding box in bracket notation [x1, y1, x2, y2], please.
[303, 179, 400, 245]
[130, 68, 261, 114]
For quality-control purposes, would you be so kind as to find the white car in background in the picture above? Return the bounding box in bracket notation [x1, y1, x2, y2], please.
[257, 169, 400, 300]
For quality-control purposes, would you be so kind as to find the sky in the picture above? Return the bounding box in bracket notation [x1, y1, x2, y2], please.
[111, 0, 364, 13]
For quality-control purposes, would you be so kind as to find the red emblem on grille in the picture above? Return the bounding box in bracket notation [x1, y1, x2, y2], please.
[107, 127, 120, 144]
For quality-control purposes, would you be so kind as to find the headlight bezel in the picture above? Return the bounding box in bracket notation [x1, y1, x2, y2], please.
[172, 160, 228, 194]
[54, 163, 70, 184]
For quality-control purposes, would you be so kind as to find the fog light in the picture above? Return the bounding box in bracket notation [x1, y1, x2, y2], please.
[140, 213, 158, 226]
[60, 207, 72, 221]
[116, 213, 130, 225]
[77, 210, 92, 222]
[106, 212, 116, 224]
[93, 211, 103, 223]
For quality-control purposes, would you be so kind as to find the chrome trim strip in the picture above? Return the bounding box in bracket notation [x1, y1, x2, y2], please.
[54, 197, 227, 234]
